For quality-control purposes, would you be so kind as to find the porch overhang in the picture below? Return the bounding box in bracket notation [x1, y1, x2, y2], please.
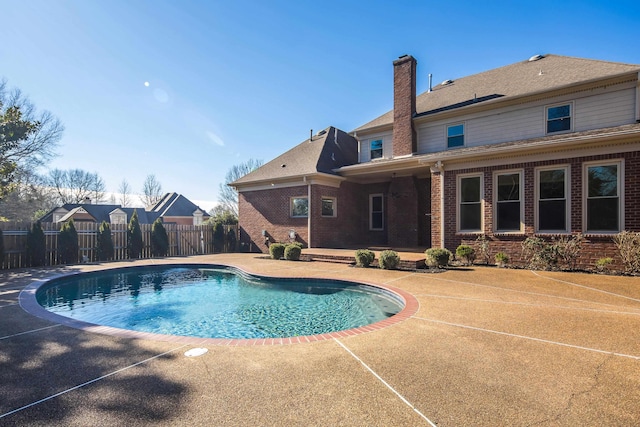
[233, 172, 346, 192]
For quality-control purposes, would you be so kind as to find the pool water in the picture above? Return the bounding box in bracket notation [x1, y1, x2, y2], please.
[36, 265, 403, 339]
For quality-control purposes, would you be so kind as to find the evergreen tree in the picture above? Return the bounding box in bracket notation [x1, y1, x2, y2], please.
[127, 209, 143, 258]
[150, 218, 169, 257]
[57, 219, 79, 264]
[26, 221, 46, 267]
[96, 220, 114, 261]
[0, 228, 4, 264]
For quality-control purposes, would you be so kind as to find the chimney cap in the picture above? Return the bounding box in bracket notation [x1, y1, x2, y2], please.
[393, 54, 416, 66]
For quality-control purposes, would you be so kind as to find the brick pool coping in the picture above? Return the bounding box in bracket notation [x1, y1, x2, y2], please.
[18, 263, 419, 346]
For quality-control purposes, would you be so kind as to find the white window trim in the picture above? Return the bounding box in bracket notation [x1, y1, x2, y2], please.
[456, 172, 484, 233]
[369, 193, 384, 231]
[493, 169, 524, 234]
[446, 122, 465, 149]
[535, 165, 570, 234]
[582, 159, 624, 234]
[290, 196, 309, 218]
[321, 196, 337, 218]
[545, 101, 574, 135]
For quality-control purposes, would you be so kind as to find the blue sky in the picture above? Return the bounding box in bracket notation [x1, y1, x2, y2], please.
[2, 0, 638, 211]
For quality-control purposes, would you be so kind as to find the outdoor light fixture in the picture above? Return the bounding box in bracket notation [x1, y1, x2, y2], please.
[261, 230, 267, 236]
[289, 229, 296, 239]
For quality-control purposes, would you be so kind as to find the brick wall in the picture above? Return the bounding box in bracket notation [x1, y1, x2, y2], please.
[238, 186, 309, 253]
[440, 150, 640, 269]
[387, 176, 419, 247]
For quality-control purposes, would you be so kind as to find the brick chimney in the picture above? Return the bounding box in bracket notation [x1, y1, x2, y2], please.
[392, 55, 417, 157]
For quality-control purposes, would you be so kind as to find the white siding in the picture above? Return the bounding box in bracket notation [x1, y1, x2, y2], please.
[416, 87, 637, 154]
[358, 132, 393, 163]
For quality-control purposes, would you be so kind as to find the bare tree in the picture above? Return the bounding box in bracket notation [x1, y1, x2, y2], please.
[141, 174, 163, 207]
[118, 179, 132, 207]
[48, 168, 106, 204]
[0, 79, 63, 198]
[0, 170, 57, 221]
[218, 158, 263, 218]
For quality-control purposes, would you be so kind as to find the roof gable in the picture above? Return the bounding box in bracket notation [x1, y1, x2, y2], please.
[232, 126, 358, 186]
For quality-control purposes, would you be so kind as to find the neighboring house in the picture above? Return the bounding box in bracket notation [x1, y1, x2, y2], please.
[232, 54, 640, 266]
[40, 193, 210, 226]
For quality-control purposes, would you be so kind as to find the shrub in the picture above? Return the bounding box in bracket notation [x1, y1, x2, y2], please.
[96, 221, 114, 261]
[355, 249, 375, 267]
[269, 243, 285, 260]
[595, 257, 614, 273]
[284, 244, 302, 261]
[127, 210, 143, 259]
[151, 219, 169, 257]
[26, 221, 46, 267]
[57, 219, 79, 264]
[456, 244, 476, 266]
[613, 231, 640, 274]
[425, 248, 451, 268]
[475, 234, 491, 265]
[378, 250, 400, 269]
[495, 251, 509, 267]
[521, 236, 558, 270]
[522, 234, 584, 271]
[555, 233, 585, 271]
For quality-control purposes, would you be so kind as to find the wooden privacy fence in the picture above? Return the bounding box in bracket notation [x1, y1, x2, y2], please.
[0, 222, 238, 270]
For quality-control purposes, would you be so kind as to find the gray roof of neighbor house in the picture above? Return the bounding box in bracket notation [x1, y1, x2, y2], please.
[355, 54, 640, 132]
[39, 204, 160, 224]
[148, 193, 210, 218]
[231, 126, 358, 186]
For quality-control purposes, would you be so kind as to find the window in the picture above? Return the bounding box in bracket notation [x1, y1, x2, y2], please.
[193, 211, 204, 225]
[495, 171, 523, 232]
[109, 212, 127, 224]
[585, 162, 621, 232]
[370, 139, 383, 159]
[370, 194, 384, 230]
[447, 124, 464, 148]
[458, 174, 482, 232]
[546, 103, 572, 133]
[290, 197, 308, 218]
[321, 197, 336, 217]
[536, 167, 569, 232]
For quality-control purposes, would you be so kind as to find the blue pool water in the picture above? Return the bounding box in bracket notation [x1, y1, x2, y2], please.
[36, 265, 403, 339]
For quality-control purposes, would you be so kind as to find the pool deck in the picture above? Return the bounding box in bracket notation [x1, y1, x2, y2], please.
[1, 253, 640, 426]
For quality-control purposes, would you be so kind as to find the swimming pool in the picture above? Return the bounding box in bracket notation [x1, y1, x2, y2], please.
[33, 265, 405, 340]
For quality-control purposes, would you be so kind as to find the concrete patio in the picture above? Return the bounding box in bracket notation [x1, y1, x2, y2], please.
[1, 253, 639, 426]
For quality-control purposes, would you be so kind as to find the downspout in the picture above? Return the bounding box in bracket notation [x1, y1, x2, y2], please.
[636, 72, 640, 122]
[305, 177, 312, 248]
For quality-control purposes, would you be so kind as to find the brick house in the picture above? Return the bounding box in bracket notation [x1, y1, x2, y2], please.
[232, 54, 640, 267]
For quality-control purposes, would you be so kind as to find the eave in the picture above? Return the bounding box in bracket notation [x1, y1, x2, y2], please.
[233, 172, 346, 192]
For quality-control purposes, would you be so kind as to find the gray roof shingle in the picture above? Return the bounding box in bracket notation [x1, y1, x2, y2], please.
[355, 54, 640, 132]
[232, 126, 358, 186]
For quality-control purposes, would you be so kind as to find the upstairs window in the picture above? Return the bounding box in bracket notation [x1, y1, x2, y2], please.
[546, 103, 572, 133]
[585, 162, 621, 232]
[290, 197, 309, 218]
[495, 171, 523, 232]
[370, 139, 383, 159]
[447, 124, 464, 148]
[458, 174, 483, 232]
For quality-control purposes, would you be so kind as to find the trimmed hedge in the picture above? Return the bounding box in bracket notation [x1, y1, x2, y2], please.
[284, 244, 301, 261]
[425, 248, 451, 268]
[378, 250, 400, 270]
[355, 249, 375, 267]
[269, 243, 285, 260]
